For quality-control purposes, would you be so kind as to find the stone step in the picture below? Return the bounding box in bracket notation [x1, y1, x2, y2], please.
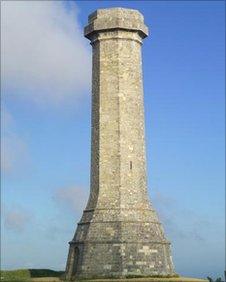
[31, 276, 208, 282]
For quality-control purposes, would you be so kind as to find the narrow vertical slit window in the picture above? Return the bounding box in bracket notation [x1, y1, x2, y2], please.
[130, 161, 132, 170]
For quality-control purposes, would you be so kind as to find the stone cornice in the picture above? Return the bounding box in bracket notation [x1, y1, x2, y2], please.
[84, 7, 149, 40]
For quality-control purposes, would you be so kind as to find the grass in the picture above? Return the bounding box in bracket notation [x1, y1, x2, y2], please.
[0, 269, 63, 282]
[0, 269, 30, 281]
[0, 269, 209, 282]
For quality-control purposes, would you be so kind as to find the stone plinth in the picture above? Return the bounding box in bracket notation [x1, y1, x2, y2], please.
[65, 7, 176, 280]
[31, 277, 208, 282]
[71, 278, 207, 282]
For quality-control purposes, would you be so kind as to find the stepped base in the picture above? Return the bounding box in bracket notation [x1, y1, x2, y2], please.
[30, 277, 208, 282]
[56, 276, 208, 282]
[65, 208, 175, 280]
[63, 277, 207, 282]
[66, 240, 175, 279]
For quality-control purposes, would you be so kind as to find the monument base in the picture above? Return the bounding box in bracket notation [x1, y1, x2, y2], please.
[64, 277, 207, 282]
[30, 277, 208, 282]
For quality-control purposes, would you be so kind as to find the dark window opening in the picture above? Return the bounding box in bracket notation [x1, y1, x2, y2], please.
[130, 161, 132, 170]
[72, 247, 79, 276]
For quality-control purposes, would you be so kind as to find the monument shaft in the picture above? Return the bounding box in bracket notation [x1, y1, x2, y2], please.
[65, 8, 175, 280]
[89, 22, 148, 212]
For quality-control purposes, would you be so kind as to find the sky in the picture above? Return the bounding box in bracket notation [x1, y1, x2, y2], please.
[1, 0, 225, 279]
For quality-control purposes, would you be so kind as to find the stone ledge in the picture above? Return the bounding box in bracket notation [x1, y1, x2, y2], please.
[70, 278, 207, 282]
[32, 277, 208, 282]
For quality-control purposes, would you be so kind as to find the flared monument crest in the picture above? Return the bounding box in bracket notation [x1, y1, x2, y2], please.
[65, 7, 176, 280]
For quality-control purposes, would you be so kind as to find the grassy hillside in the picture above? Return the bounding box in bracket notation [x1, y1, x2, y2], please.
[0, 269, 63, 282]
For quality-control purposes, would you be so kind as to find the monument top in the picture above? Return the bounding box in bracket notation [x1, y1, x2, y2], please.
[84, 7, 149, 40]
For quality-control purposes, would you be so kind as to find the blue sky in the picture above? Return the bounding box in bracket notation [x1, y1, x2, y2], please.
[1, 0, 225, 279]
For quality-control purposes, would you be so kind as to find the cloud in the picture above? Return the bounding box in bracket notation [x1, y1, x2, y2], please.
[152, 191, 206, 242]
[1, 134, 27, 174]
[4, 207, 32, 232]
[1, 1, 91, 106]
[53, 186, 89, 214]
[1, 108, 29, 174]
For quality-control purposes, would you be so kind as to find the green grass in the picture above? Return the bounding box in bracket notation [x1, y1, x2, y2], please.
[0, 269, 64, 282]
[0, 269, 30, 281]
[0, 269, 209, 282]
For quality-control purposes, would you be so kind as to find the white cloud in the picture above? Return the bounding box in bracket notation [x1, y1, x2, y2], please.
[1, 1, 91, 106]
[4, 207, 32, 232]
[1, 108, 29, 174]
[53, 186, 89, 214]
[1, 133, 28, 174]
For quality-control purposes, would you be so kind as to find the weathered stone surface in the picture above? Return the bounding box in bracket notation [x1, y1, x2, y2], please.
[65, 7, 176, 280]
[31, 277, 208, 282]
[86, 278, 206, 282]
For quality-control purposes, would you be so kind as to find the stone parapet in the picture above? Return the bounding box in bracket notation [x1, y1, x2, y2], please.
[84, 8, 149, 41]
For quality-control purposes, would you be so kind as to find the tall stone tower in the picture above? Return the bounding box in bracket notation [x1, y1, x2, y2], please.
[65, 8, 175, 280]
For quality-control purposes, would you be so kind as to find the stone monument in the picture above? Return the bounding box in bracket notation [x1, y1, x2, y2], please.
[65, 7, 176, 280]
